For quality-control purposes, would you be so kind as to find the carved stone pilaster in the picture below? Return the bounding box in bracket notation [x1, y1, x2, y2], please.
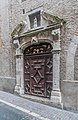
[13, 39, 22, 94]
[20, 53, 24, 95]
[51, 28, 62, 104]
[14, 48, 22, 94]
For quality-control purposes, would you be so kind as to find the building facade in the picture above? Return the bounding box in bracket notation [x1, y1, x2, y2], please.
[0, 0, 15, 93]
[0, 0, 78, 111]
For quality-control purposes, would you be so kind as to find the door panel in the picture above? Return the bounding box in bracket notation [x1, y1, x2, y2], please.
[24, 53, 53, 98]
[30, 55, 45, 97]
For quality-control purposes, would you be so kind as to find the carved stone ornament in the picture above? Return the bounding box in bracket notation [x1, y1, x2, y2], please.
[31, 36, 38, 44]
[13, 39, 20, 48]
[52, 28, 60, 41]
[11, 21, 27, 38]
[42, 11, 65, 25]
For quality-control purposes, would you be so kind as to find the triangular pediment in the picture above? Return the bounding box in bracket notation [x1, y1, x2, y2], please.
[11, 10, 65, 39]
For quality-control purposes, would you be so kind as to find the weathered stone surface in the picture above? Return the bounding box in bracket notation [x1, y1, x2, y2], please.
[1, 0, 78, 110]
[0, 76, 15, 93]
[61, 80, 78, 111]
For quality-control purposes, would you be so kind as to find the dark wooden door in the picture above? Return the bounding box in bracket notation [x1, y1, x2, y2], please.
[24, 53, 53, 98]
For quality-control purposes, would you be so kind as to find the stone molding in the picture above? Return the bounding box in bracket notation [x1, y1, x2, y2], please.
[14, 27, 62, 105]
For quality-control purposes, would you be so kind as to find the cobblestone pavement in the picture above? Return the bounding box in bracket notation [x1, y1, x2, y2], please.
[0, 91, 78, 120]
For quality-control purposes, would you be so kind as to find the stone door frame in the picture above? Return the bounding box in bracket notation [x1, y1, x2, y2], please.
[14, 28, 62, 104]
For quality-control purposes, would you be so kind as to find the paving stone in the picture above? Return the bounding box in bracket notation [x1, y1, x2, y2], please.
[0, 91, 78, 120]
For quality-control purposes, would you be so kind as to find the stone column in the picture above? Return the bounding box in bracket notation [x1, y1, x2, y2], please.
[14, 48, 21, 93]
[51, 28, 61, 103]
[20, 53, 24, 95]
[13, 39, 24, 94]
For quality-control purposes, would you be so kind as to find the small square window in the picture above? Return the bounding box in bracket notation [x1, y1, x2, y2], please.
[29, 11, 41, 29]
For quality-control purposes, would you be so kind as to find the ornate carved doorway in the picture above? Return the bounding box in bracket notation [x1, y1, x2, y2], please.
[24, 42, 53, 98]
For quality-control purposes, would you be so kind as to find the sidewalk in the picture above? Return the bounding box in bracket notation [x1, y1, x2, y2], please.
[0, 91, 78, 120]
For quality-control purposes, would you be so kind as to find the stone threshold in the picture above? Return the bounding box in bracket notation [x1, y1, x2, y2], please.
[20, 94, 63, 109]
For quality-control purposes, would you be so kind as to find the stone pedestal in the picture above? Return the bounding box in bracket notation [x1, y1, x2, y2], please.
[51, 91, 61, 103]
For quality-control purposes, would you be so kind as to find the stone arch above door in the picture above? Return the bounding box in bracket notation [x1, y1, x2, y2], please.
[20, 38, 53, 52]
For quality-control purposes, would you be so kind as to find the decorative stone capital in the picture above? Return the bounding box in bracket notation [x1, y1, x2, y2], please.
[16, 48, 23, 58]
[52, 28, 60, 42]
[13, 39, 20, 48]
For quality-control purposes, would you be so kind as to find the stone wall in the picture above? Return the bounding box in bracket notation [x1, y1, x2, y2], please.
[74, 45, 78, 80]
[0, 76, 15, 93]
[61, 80, 78, 111]
[9, 0, 78, 81]
[0, 0, 78, 109]
[0, 0, 16, 93]
[8, 0, 78, 109]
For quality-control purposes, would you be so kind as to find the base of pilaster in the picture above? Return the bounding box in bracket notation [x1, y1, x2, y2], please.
[14, 84, 20, 94]
[51, 90, 63, 109]
[20, 87, 24, 95]
[51, 90, 62, 103]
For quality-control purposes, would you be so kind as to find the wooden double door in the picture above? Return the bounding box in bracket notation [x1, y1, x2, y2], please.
[24, 53, 53, 98]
